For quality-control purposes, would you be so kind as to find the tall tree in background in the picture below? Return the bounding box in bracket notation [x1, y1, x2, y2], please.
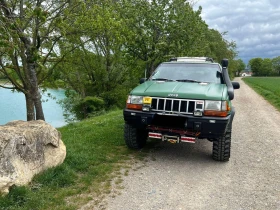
[272, 56, 280, 75]
[121, 0, 168, 76]
[166, 1, 209, 57]
[206, 30, 237, 61]
[249, 58, 263, 76]
[230, 59, 246, 76]
[0, 0, 84, 121]
[121, 0, 213, 76]
[261, 58, 273, 76]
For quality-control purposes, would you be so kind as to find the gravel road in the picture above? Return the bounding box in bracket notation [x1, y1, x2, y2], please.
[86, 78, 280, 210]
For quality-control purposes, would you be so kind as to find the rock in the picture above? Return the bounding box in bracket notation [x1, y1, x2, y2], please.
[0, 120, 66, 194]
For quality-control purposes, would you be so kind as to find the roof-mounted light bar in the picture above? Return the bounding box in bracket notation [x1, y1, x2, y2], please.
[169, 57, 214, 63]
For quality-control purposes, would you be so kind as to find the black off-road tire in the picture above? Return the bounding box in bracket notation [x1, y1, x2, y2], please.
[124, 123, 148, 149]
[212, 129, 231, 161]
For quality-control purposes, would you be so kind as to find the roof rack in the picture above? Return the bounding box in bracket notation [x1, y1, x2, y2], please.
[169, 57, 214, 63]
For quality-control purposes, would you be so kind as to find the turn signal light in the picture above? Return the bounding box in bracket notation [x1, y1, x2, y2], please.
[204, 110, 228, 117]
[126, 104, 142, 110]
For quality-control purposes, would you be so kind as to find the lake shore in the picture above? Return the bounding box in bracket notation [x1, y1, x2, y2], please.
[0, 87, 66, 127]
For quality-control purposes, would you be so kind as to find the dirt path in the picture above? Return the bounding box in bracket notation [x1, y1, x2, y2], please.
[87, 78, 280, 210]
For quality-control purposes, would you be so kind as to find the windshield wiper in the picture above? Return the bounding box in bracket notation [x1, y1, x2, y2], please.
[152, 78, 175, 82]
[176, 79, 201, 83]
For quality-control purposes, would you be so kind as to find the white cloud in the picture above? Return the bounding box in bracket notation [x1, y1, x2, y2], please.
[194, 0, 280, 63]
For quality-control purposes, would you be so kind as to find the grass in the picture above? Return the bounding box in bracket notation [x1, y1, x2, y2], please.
[0, 110, 151, 210]
[242, 77, 280, 111]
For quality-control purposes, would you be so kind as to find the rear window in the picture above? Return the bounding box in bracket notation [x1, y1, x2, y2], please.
[150, 63, 222, 83]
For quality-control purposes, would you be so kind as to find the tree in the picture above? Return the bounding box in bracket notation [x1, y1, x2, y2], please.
[261, 58, 272, 76]
[120, 0, 223, 76]
[0, 0, 85, 121]
[272, 56, 280, 75]
[55, 0, 132, 119]
[249, 58, 263, 76]
[230, 59, 246, 76]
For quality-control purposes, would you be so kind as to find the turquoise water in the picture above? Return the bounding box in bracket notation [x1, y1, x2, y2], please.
[0, 88, 66, 128]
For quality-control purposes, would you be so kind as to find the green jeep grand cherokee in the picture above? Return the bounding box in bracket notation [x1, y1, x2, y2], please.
[123, 57, 240, 161]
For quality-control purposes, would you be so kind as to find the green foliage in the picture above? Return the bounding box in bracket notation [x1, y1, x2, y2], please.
[120, 0, 223, 75]
[248, 57, 279, 76]
[59, 91, 105, 121]
[227, 59, 246, 78]
[235, 59, 246, 74]
[76, 96, 105, 119]
[0, 0, 89, 120]
[243, 77, 280, 111]
[101, 88, 127, 110]
[53, 0, 238, 121]
[206, 30, 237, 62]
[271, 56, 280, 75]
[1, 0, 239, 121]
[249, 58, 264, 76]
[261, 58, 273, 76]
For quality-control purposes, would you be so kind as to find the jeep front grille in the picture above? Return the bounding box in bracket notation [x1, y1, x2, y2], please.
[151, 98, 202, 114]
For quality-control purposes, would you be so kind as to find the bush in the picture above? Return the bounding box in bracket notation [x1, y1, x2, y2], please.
[101, 86, 128, 109]
[59, 91, 105, 121]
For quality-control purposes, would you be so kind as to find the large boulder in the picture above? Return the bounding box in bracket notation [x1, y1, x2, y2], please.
[0, 120, 66, 194]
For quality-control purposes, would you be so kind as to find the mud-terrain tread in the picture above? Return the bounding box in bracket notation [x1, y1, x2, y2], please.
[212, 129, 231, 161]
[124, 123, 147, 149]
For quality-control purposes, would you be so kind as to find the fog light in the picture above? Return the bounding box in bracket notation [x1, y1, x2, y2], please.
[142, 106, 150, 111]
[194, 111, 203, 116]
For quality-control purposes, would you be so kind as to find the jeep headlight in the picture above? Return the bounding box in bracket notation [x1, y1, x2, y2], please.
[127, 95, 143, 104]
[205, 101, 222, 111]
[126, 95, 152, 111]
[126, 95, 143, 110]
[204, 101, 230, 117]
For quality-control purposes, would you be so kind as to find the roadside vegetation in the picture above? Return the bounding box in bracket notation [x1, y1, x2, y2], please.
[0, 0, 241, 123]
[248, 56, 280, 76]
[242, 77, 280, 111]
[0, 110, 150, 210]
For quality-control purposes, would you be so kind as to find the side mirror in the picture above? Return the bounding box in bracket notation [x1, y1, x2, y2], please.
[139, 78, 147, 84]
[232, 82, 240, 89]
[221, 59, 228, 68]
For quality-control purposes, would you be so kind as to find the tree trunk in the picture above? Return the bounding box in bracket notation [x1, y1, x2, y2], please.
[25, 93, 35, 121]
[33, 89, 45, 121]
[26, 49, 45, 121]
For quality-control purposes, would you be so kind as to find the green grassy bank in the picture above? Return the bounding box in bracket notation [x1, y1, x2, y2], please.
[243, 77, 280, 111]
[0, 110, 147, 210]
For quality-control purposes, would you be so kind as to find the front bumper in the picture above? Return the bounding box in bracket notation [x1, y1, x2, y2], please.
[123, 109, 233, 138]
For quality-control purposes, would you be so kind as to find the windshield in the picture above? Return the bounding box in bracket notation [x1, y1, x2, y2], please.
[150, 63, 222, 83]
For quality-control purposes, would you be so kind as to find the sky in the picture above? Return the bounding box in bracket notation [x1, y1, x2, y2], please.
[194, 0, 280, 64]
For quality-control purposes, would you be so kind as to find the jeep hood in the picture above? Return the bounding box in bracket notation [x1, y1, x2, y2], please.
[130, 81, 228, 100]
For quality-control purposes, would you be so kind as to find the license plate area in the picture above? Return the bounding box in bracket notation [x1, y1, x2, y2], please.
[148, 132, 196, 144]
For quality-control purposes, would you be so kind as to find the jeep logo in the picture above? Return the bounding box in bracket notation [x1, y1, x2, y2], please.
[168, 94, 178, 97]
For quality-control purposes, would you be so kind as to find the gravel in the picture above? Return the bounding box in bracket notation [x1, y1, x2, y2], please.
[83, 78, 280, 210]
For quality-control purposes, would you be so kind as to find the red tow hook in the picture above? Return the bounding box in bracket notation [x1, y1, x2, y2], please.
[181, 136, 196, 143]
[148, 132, 162, 139]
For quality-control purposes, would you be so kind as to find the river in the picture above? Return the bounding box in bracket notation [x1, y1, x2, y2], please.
[0, 88, 67, 128]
